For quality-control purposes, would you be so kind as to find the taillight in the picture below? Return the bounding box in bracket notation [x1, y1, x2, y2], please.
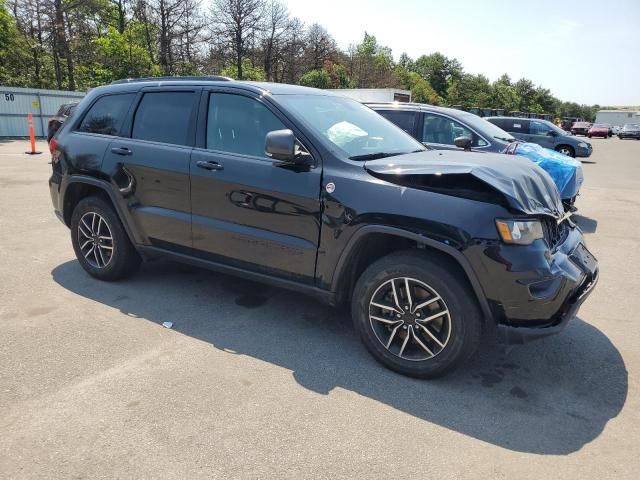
[49, 137, 61, 164]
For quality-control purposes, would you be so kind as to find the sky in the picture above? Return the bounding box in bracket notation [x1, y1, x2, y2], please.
[284, 0, 640, 106]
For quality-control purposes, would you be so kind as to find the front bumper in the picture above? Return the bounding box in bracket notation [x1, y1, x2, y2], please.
[575, 143, 593, 157]
[466, 223, 598, 339]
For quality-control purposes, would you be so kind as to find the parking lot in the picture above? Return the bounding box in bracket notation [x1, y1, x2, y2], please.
[0, 137, 639, 479]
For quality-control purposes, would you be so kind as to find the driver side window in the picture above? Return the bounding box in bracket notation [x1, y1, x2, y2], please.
[529, 120, 552, 136]
[422, 114, 487, 147]
[206, 93, 286, 159]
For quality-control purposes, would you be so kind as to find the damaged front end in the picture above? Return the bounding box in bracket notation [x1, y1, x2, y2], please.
[364, 150, 598, 338]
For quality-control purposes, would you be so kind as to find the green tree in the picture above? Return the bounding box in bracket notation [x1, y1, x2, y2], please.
[221, 58, 266, 81]
[412, 52, 463, 99]
[447, 73, 492, 108]
[299, 68, 330, 88]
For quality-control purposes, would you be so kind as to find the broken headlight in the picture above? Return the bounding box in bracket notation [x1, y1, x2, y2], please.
[495, 219, 544, 245]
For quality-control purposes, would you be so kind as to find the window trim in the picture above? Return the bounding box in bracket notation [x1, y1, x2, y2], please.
[419, 111, 491, 150]
[195, 88, 318, 166]
[73, 92, 137, 139]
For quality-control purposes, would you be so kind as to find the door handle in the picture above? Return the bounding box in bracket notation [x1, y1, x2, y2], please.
[111, 146, 132, 156]
[196, 160, 224, 171]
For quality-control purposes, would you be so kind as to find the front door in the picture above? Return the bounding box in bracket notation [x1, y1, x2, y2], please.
[189, 91, 322, 282]
[528, 120, 556, 149]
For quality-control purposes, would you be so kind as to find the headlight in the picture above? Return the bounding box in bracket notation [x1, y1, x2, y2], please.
[495, 219, 544, 245]
[577, 142, 587, 148]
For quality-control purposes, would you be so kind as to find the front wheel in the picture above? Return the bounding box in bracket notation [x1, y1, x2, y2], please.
[351, 251, 482, 378]
[555, 145, 575, 157]
[70, 196, 141, 281]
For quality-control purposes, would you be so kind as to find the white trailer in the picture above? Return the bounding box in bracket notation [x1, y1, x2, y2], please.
[595, 110, 640, 127]
[329, 88, 411, 103]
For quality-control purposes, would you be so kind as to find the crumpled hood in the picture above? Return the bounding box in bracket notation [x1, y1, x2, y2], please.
[365, 150, 564, 218]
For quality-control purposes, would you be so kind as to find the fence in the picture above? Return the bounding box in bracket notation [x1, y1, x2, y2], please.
[0, 86, 85, 137]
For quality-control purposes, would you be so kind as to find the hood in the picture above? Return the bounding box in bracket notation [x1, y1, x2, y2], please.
[364, 150, 564, 218]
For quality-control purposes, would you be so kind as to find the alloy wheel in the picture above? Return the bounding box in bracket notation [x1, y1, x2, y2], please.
[559, 147, 572, 155]
[78, 211, 114, 269]
[368, 277, 452, 361]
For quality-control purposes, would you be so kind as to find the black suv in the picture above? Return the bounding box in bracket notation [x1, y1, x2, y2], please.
[48, 77, 598, 378]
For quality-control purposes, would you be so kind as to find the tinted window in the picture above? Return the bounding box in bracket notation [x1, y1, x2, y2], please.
[132, 92, 195, 146]
[500, 119, 529, 134]
[207, 93, 286, 158]
[377, 110, 416, 135]
[422, 113, 487, 147]
[78, 94, 134, 136]
[529, 120, 553, 136]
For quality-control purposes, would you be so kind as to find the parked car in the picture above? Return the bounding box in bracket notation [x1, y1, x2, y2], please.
[48, 77, 598, 378]
[587, 124, 610, 138]
[486, 117, 592, 158]
[369, 103, 583, 207]
[47, 103, 78, 142]
[571, 122, 591, 136]
[618, 123, 640, 140]
[369, 103, 516, 154]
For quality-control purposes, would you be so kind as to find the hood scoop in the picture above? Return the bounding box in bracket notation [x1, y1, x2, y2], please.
[364, 151, 564, 218]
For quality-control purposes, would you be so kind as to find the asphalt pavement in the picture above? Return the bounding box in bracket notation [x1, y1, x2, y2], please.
[0, 137, 639, 479]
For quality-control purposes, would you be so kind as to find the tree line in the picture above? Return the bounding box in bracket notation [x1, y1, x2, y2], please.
[1, 0, 601, 120]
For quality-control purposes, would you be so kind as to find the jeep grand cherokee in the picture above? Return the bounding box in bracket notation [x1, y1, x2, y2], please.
[48, 77, 598, 378]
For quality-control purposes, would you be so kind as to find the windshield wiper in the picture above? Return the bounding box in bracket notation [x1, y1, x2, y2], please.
[494, 136, 516, 143]
[349, 149, 424, 161]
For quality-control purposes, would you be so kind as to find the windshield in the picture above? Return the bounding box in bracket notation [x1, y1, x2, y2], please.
[623, 124, 640, 130]
[275, 95, 425, 160]
[459, 113, 515, 141]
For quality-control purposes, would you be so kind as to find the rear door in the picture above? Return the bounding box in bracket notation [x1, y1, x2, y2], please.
[500, 118, 530, 142]
[101, 88, 199, 249]
[376, 109, 418, 137]
[189, 89, 322, 282]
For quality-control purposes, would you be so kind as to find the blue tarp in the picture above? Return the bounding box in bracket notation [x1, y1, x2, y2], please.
[502, 142, 584, 200]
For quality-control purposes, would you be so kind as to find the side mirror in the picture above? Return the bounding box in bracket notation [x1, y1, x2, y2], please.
[547, 130, 557, 136]
[265, 129, 296, 161]
[454, 136, 472, 151]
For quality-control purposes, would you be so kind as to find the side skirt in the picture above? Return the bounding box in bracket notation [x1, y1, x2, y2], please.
[138, 245, 338, 306]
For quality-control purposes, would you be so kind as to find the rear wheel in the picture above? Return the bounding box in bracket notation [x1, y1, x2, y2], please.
[70, 196, 140, 281]
[555, 145, 575, 157]
[351, 251, 482, 378]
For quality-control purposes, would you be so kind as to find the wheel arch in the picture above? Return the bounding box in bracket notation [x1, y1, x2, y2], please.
[331, 225, 493, 322]
[62, 176, 140, 246]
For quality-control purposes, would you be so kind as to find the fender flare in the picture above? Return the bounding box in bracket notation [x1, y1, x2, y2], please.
[331, 225, 493, 322]
[62, 175, 142, 246]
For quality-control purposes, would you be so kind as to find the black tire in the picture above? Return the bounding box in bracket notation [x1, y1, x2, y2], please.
[351, 251, 482, 378]
[70, 196, 141, 281]
[555, 144, 575, 157]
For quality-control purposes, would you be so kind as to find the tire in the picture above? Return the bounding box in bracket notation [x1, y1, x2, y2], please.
[70, 196, 141, 281]
[587, 134, 591, 138]
[555, 145, 575, 157]
[351, 251, 482, 378]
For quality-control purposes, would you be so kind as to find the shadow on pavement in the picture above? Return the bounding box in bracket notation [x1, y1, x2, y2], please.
[52, 259, 627, 455]
[574, 214, 598, 234]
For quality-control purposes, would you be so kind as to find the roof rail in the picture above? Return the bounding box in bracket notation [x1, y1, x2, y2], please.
[111, 75, 233, 84]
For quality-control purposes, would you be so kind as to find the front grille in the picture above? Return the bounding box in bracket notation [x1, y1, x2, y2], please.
[542, 217, 570, 250]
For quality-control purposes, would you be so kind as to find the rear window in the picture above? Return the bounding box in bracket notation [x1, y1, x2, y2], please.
[77, 94, 135, 136]
[376, 110, 416, 135]
[132, 91, 195, 146]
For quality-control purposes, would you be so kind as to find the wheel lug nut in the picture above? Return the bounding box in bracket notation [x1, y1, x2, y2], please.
[402, 325, 407, 330]
[404, 306, 409, 310]
[396, 314, 401, 318]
